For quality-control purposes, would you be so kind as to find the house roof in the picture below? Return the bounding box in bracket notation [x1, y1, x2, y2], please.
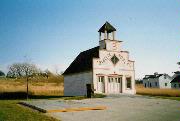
[63, 46, 99, 75]
[171, 75, 180, 83]
[174, 71, 180, 74]
[143, 74, 163, 79]
[98, 21, 116, 33]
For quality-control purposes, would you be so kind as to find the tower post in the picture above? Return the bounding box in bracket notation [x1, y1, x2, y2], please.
[112, 31, 115, 40]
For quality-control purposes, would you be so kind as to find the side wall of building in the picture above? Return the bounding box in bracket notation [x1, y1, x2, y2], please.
[143, 75, 172, 89]
[159, 76, 172, 88]
[171, 82, 180, 89]
[143, 78, 159, 88]
[64, 71, 93, 96]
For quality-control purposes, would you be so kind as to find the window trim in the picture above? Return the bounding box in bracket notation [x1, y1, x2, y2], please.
[126, 77, 132, 89]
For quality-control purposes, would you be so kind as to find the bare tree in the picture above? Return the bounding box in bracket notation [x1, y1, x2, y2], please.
[22, 63, 39, 99]
[7, 62, 39, 99]
[44, 69, 52, 79]
[7, 63, 24, 78]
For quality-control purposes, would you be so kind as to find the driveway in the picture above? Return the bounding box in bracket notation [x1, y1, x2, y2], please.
[23, 94, 180, 121]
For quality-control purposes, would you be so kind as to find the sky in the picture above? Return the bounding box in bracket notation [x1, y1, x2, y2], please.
[0, 0, 180, 78]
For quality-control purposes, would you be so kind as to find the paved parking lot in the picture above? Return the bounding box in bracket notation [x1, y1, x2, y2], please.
[23, 94, 180, 121]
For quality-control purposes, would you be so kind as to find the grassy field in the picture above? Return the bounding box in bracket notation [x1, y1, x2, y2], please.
[0, 100, 59, 121]
[136, 84, 180, 100]
[0, 76, 63, 121]
[0, 75, 64, 99]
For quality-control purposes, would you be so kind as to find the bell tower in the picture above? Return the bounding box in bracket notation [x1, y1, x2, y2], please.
[98, 21, 116, 41]
[98, 22, 121, 51]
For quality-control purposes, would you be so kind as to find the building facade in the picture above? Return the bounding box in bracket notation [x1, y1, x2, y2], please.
[63, 22, 136, 96]
[143, 73, 172, 89]
[171, 71, 180, 89]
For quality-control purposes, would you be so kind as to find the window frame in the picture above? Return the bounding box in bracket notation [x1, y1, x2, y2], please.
[126, 77, 132, 89]
[155, 82, 157, 87]
[174, 84, 176, 88]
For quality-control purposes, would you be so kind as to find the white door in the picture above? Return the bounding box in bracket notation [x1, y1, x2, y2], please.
[107, 76, 122, 93]
[97, 76, 105, 93]
[118, 77, 122, 93]
[115, 77, 119, 93]
[107, 77, 113, 93]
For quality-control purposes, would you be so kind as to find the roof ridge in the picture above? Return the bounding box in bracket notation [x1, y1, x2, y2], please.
[81, 46, 99, 53]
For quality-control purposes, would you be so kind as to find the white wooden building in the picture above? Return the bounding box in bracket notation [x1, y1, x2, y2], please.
[143, 73, 172, 89]
[63, 22, 136, 96]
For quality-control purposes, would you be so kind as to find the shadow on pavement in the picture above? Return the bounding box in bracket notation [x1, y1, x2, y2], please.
[0, 91, 67, 100]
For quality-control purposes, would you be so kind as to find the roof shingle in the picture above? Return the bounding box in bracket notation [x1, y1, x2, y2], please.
[171, 75, 180, 83]
[63, 46, 99, 75]
[98, 21, 116, 33]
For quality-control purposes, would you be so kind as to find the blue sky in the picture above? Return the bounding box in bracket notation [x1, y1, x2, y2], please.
[0, 0, 179, 78]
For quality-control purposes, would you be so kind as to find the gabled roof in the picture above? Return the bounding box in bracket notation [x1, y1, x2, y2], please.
[143, 74, 163, 79]
[98, 21, 116, 33]
[174, 71, 180, 74]
[63, 46, 99, 75]
[171, 75, 180, 83]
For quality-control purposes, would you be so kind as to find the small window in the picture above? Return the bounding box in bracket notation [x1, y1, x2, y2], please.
[150, 83, 152, 87]
[174, 84, 176, 88]
[98, 76, 104, 82]
[145, 83, 146, 87]
[108, 78, 111, 83]
[155, 82, 157, 86]
[126, 77, 131, 89]
[118, 77, 122, 83]
[98, 77, 101, 82]
[165, 83, 167, 86]
[164, 75, 166, 79]
[115, 78, 118, 83]
[101, 76, 104, 82]
[111, 78, 113, 82]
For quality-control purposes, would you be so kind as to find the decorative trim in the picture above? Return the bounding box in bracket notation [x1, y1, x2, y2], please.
[94, 68, 110, 70]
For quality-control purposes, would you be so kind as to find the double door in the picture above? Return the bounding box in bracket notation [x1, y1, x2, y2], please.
[107, 76, 122, 93]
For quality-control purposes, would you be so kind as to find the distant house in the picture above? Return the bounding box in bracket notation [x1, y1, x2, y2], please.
[171, 71, 180, 89]
[143, 73, 172, 88]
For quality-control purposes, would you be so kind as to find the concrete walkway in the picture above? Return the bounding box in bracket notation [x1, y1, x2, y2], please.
[22, 94, 180, 121]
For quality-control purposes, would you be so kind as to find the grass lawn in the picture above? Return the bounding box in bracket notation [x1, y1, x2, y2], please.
[136, 84, 180, 101]
[0, 100, 59, 121]
[136, 84, 180, 97]
[0, 76, 64, 97]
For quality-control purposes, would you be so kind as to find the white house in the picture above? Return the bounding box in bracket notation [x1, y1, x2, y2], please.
[171, 71, 180, 89]
[143, 73, 172, 89]
[63, 22, 136, 96]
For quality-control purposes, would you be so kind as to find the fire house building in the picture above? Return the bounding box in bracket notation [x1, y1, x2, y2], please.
[63, 22, 136, 96]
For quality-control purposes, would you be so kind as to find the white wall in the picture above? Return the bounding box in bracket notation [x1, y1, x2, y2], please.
[143, 75, 172, 89]
[99, 39, 122, 51]
[143, 78, 159, 88]
[93, 47, 136, 94]
[64, 71, 93, 96]
[159, 76, 172, 88]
